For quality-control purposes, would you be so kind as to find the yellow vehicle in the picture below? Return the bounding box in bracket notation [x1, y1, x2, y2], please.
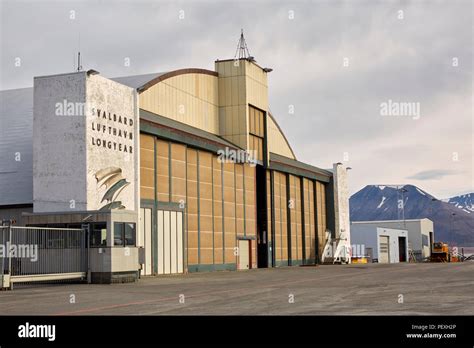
[351, 257, 368, 264]
[431, 242, 450, 262]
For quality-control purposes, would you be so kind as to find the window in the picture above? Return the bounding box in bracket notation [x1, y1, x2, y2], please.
[422, 234, 429, 247]
[249, 105, 264, 137]
[114, 222, 136, 246]
[125, 223, 136, 246]
[90, 222, 107, 247]
[248, 105, 265, 161]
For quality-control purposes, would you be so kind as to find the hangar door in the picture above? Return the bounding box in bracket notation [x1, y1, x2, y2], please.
[379, 235, 390, 263]
[157, 210, 184, 275]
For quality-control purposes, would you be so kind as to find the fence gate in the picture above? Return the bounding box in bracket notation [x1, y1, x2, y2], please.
[1, 226, 88, 288]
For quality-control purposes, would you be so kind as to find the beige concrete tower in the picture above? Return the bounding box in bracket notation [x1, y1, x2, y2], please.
[215, 57, 269, 155]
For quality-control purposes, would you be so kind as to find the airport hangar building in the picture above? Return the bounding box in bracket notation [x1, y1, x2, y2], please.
[0, 56, 350, 282]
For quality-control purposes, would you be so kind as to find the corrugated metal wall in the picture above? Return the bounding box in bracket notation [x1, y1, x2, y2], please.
[139, 134, 257, 272]
[316, 181, 327, 259]
[140, 134, 329, 272]
[140, 74, 219, 134]
[269, 171, 327, 266]
[186, 148, 198, 265]
[244, 165, 257, 268]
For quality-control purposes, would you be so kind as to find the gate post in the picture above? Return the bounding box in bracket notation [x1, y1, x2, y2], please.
[82, 223, 91, 284]
[8, 222, 12, 276]
[1, 220, 12, 289]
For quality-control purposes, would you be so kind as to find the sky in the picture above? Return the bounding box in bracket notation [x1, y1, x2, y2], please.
[0, 0, 472, 199]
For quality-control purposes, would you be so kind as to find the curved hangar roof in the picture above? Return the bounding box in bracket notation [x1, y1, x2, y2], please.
[114, 69, 297, 161]
[111, 72, 168, 89]
[115, 69, 324, 181]
[111, 68, 218, 92]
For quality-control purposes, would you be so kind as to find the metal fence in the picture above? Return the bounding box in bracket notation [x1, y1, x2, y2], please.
[1, 225, 89, 288]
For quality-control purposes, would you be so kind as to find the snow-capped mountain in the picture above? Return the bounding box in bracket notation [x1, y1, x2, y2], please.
[350, 185, 474, 246]
[446, 193, 474, 214]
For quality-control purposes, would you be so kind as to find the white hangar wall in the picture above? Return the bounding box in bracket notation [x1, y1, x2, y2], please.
[33, 72, 88, 212]
[33, 71, 139, 213]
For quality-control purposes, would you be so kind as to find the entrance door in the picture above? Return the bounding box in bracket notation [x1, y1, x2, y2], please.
[157, 210, 184, 275]
[379, 235, 390, 263]
[139, 208, 153, 275]
[398, 236, 407, 262]
[238, 240, 250, 270]
[256, 166, 268, 268]
[366, 247, 373, 262]
[429, 232, 433, 254]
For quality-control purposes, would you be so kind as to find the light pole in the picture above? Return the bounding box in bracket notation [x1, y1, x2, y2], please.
[429, 198, 438, 253]
[430, 198, 438, 216]
[450, 213, 456, 245]
[399, 187, 408, 228]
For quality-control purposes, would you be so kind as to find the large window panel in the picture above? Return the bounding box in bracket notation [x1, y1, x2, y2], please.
[198, 151, 213, 265]
[303, 178, 315, 262]
[171, 143, 187, 204]
[140, 134, 155, 200]
[248, 105, 265, 161]
[316, 181, 326, 259]
[308, 180, 316, 261]
[186, 148, 198, 265]
[213, 156, 224, 264]
[295, 177, 302, 262]
[289, 175, 297, 262]
[280, 173, 288, 263]
[273, 172, 281, 262]
[156, 139, 170, 202]
[222, 162, 236, 263]
[235, 164, 245, 236]
[267, 170, 272, 261]
[244, 165, 257, 267]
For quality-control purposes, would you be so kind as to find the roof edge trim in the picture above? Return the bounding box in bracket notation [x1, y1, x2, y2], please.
[138, 68, 218, 93]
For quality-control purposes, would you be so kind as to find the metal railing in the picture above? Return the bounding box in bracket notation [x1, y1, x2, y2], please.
[1, 225, 88, 288]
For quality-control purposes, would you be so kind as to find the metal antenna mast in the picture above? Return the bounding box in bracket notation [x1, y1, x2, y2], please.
[76, 33, 83, 72]
[234, 29, 251, 60]
[77, 52, 82, 72]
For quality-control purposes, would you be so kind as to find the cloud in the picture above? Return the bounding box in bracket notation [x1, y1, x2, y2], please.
[407, 170, 460, 181]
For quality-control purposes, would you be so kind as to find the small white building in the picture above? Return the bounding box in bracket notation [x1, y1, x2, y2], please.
[351, 219, 434, 261]
[351, 225, 409, 263]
